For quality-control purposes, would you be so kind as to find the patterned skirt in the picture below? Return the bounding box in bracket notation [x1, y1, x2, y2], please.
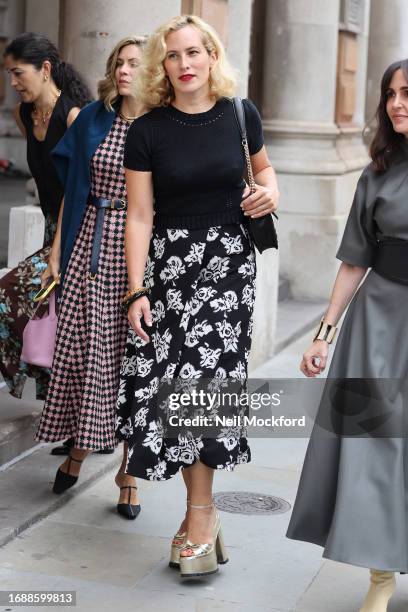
[116, 223, 256, 481]
[0, 215, 56, 399]
[36, 204, 129, 449]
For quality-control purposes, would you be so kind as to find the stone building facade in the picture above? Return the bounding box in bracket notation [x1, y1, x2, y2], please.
[1, 0, 408, 367]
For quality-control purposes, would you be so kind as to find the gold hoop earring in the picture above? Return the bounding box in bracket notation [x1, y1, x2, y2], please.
[44, 75, 48, 81]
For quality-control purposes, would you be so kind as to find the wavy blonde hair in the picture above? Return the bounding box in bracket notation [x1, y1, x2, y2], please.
[137, 15, 237, 108]
[98, 35, 147, 111]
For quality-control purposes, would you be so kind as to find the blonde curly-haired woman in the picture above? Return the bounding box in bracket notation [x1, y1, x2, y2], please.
[36, 36, 147, 520]
[115, 15, 279, 577]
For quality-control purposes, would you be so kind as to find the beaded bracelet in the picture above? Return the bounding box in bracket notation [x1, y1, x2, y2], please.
[122, 285, 149, 304]
[122, 289, 150, 312]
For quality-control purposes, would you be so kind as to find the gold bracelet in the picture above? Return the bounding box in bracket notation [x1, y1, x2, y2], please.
[122, 286, 149, 303]
[313, 317, 338, 344]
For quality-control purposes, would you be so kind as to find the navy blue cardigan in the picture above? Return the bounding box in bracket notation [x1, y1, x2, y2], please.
[51, 100, 116, 288]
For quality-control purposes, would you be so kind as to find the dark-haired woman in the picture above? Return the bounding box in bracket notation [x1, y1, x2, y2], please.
[287, 59, 408, 612]
[0, 33, 91, 399]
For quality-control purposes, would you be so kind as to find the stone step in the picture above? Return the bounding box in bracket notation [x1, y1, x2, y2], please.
[278, 275, 291, 302]
[274, 298, 326, 355]
[0, 439, 121, 548]
[0, 382, 43, 468]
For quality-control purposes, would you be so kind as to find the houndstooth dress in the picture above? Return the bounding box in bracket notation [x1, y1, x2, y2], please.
[36, 114, 130, 450]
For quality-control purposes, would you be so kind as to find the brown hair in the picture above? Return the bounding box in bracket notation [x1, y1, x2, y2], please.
[370, 59, 408, 172]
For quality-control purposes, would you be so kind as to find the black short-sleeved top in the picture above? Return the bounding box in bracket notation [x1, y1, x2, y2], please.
[19, 94, 76, 222]
[124, 97, 264, 229]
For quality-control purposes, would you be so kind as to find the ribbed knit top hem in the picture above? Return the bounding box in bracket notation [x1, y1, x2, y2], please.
[154, 207, 246, 230]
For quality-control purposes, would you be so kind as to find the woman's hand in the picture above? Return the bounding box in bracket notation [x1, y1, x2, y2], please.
[300, 340, 329, 377]
[241, 183, 279, 218]
[128, 296, 152, 343]
[41, 254, 60, 288]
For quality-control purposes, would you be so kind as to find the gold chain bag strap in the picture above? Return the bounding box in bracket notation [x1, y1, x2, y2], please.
[232, 97, 278, 253]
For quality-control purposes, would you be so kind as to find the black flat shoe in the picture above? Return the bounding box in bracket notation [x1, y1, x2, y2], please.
[52, 455, 83, 494]
[117, 485, 141, 520]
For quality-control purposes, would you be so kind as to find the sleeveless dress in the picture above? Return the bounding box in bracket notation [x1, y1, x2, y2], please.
[0, 95, 76, 399]
[287, 150, 408, 572]
[36, 114, 130, 450]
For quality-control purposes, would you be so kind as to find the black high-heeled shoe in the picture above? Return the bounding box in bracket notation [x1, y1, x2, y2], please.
[117, 485, 141, 520]
[52, 455, 83, 495]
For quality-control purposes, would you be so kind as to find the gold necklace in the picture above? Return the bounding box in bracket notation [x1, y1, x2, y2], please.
[32, 90, 61, 126]
[119, 110, 139, 123]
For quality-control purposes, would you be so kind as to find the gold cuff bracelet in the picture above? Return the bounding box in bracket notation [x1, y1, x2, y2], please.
[313, 317, 338, 344]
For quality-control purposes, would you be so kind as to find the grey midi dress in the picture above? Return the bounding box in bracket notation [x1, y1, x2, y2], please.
[287, 149, 408, 572]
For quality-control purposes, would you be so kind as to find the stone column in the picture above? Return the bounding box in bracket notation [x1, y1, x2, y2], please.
[25, 0, 60, 45]
[59, 0, 182, 97]
[0, 0, 27, 170]
[366, 0, 408, 124]
[261, 0, 370, 300]
[0, 0, 25, 131]
[227, 0, 252, 96]
[226, 0, 277, 369]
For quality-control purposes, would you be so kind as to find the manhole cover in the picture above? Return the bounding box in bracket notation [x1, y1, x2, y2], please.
[213, 491, 291, 515]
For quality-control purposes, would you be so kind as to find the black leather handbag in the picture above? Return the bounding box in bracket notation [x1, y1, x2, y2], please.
[232, 97, 278, 253]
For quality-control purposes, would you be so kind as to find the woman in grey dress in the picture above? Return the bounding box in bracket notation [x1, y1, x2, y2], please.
[287, 60, 408, 612]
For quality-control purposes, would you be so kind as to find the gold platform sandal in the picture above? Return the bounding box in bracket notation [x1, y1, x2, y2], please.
[169, 499, 189, 569]
[179, 503, 229, 578]
[169, 530, 187, 569]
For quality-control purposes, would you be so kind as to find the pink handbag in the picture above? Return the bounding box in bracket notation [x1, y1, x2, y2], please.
[21, 292, 57, 368]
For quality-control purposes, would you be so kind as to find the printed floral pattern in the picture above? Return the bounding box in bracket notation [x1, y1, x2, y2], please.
[0, 216, 56, 399]
[116, 223, 256, 481]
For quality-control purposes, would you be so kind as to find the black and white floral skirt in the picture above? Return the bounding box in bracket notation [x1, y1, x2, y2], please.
[115, 223, 256, 481]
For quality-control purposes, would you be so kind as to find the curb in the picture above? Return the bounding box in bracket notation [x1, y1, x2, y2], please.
[0, 447, 120, 549]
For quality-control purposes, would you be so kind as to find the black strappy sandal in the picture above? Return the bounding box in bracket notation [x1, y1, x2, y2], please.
[52, 455, 83, 495]
[117, 485, 141, 520]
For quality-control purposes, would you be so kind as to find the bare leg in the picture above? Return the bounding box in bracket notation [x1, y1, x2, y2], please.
[115, 442, 139, 505]
[180, 461, 215, 557]
[173, 468, 192, 541]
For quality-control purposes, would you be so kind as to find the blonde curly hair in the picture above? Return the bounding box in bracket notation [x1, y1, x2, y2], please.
[98, 35, 147, 111]
[137, 15, 237, 108]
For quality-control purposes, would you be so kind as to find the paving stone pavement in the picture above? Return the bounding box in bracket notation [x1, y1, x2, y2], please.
[0, 332, 407, 611]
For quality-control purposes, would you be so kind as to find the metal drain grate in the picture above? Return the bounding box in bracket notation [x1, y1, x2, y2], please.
[213, 491, 291, 515]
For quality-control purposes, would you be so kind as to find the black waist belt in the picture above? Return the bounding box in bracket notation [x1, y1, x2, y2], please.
[89, 195, 127, 279]
[373, 238, 408, 285]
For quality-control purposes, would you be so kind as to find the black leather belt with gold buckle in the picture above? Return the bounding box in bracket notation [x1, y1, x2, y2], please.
[89, 195, 127, 280]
